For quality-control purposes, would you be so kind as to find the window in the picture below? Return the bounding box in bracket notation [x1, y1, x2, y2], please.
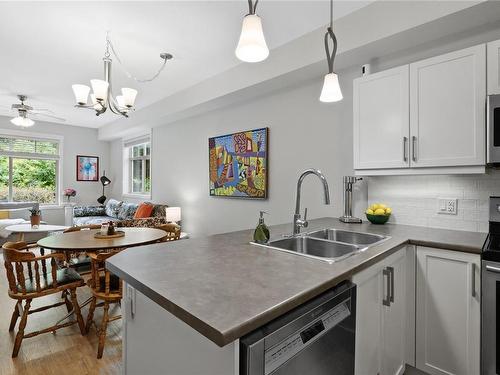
[123, 136, 151, 196]
[0, 134, 61, 205]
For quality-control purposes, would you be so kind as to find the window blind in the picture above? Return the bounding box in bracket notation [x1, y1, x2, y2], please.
[0, 136, 59, 156]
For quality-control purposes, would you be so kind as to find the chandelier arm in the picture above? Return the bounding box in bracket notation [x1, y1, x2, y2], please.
[106, 36, 171, 83]
[108, 100, 129, 118]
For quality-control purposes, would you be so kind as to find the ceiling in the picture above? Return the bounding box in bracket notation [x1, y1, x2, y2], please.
[0, 1, 373, 128]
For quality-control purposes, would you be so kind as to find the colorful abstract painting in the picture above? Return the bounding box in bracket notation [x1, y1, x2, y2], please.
[209, 128, 268, 199]
[76, 155, 99, 182]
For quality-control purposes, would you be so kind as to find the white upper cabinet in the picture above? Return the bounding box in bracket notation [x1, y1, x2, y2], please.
[409, 45, 486, 168]
[354, 43, 487, 175]
[353, 66, 410, 170]
[487, 39, 500, 94]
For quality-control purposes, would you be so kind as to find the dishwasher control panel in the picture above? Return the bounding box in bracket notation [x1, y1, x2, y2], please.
[264, 299, 351, 375]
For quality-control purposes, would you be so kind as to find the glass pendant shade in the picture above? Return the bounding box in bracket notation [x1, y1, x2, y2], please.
[90, 79, 109, 101]
[121, 88, 138, 107]
[116, 95, 125, 108]
[235, 14, 269, 63]
[11, 116, 34, 127]
[72, 84, 90, 105]
[319, 73, 343, 102]
[90, 94, 101, 110]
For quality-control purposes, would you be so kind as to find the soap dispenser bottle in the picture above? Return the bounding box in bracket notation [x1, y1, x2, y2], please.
[253, 211, 270, 244]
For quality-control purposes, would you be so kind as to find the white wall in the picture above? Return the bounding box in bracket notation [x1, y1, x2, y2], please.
[0, 116, 110, 224]
[110, 67, 367, 237]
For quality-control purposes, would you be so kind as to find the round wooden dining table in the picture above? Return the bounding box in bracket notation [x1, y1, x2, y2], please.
[37, 227, 167, 251]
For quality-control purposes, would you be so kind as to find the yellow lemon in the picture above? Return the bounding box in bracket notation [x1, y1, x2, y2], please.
[385, 207, 392, 215]
[370, 203, 379, 211]
[366, 209, 374, 215]
[378, 203, 387, 209]
[374, 208, 386, 215]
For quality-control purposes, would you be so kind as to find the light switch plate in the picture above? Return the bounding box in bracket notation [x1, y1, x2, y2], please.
[437, 198, 457, 215]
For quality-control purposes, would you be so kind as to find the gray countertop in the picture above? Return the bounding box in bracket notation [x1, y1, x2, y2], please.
[107, 217, 486, 347]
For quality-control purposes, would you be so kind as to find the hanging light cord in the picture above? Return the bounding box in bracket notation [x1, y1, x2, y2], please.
[105, 31, 172, 83]
[247, 0, 259, 15]
[324, 0, 337, 74]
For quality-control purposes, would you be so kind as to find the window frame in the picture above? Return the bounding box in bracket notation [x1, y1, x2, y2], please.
[0, 128, 63, 206]
[122, 135, 151, 199]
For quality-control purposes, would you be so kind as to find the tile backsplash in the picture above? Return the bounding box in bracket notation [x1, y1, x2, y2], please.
[367, 170, 500, 233]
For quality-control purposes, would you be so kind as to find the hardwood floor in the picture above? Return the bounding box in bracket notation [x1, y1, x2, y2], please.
[0, 253, 122, 375]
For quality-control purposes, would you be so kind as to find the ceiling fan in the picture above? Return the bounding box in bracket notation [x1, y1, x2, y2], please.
[7, 95, 65, 127]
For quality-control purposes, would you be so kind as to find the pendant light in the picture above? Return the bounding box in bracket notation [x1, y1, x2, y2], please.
[235, 0, 269, 63]
[319, 0, 343, 102]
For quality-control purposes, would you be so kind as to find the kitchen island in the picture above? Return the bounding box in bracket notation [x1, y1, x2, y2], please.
[107, 217, 486, 375]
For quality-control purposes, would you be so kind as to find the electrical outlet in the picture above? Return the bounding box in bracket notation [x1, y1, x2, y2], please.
[437, 198, 457, 215]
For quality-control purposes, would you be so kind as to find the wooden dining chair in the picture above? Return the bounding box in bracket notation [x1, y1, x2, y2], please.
[85, 249, 123, 358]
[156, 223, 181, 242]
[2, 241, 86, 357]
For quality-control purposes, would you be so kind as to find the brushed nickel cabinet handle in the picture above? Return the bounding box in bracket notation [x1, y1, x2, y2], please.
[388, 266, 394, 303]
[403, 137, 408, 162]
[471, 263, 476, 298]
[412, 136, 417, 162]
[382, 268, 391, 306]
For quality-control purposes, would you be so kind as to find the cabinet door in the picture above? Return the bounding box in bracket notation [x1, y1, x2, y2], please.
[353, 262, 384, 375]
[409, 45, 486, 167]
[487, 39, 500, 95]
[353, 65, 410, 170]
[382, 249, 407, 375]
[416, 247, 480, 375]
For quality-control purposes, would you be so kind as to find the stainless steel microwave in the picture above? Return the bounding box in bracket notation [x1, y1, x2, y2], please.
[488, 94, 500, 164]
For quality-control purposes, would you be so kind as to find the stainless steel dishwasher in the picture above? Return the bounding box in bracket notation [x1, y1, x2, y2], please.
[240, 281, 356, 375]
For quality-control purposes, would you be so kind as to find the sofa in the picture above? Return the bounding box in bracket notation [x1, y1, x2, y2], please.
[72, 199, 167, 227]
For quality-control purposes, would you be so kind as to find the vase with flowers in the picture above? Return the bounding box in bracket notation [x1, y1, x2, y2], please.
[64, 188, 77, 203]
[29, 208, 41, 229]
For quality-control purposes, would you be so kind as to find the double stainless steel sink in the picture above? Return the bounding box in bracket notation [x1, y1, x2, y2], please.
[251, 228, 390, 264]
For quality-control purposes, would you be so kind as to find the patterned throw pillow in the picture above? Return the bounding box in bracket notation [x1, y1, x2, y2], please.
[73, 205, 106, 217]
[118, 202, 139, 220]
[105, 199, 123, 218]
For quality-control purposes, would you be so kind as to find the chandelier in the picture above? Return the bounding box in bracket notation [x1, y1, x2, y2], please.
[72, 33, 172, 118]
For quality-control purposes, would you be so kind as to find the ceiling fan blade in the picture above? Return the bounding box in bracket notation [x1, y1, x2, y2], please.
[30, 112, 66, 122]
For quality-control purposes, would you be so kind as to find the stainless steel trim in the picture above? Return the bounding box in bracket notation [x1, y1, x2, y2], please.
[403, 137, 408, 162]
[486, 264, 500, 273]
[388, 266, 394, 303]
[383, 268, 390, 306]
[412, 136, 417, 162]
[482, 260, 499, 374]
[487, 94, 500, 164]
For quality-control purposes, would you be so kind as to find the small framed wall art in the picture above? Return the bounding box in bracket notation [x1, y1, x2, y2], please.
[209, 127, 268, 199]
[76, 155, 99, 181]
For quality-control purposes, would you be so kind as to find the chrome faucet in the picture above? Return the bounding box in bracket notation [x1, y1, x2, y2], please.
[293, 169, 331, 235]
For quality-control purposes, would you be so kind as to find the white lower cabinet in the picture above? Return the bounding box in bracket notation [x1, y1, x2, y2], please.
[415, 247, 480, 375]
[353, 247, 409, 375]
[122, 283, 239, 375]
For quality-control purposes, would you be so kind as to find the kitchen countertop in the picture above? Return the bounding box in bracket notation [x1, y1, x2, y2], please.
[107, 217, 486, 347]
